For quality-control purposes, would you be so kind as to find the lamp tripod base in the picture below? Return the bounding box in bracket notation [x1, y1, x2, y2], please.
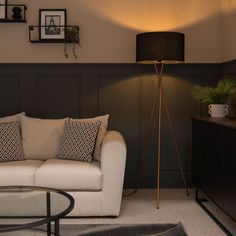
[136, 63, 189, 209]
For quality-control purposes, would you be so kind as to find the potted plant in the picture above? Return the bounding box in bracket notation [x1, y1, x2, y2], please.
[192, 78, 236, 117]
[64, 26, 80, 59]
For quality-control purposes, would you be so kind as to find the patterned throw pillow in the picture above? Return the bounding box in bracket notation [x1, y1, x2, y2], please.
[0, 121, 25, 163]
[57, 120, 101, 163]
[71, 114, 109, 161]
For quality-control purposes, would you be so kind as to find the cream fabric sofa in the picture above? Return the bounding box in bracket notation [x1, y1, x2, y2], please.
[0, 130, 127, 217]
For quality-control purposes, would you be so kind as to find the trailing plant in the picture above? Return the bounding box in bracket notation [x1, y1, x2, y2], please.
[64, 26, 80, 59]
[192, 78, 236, 104]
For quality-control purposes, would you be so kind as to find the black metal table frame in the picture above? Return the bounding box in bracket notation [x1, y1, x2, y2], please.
[0, 186, 75, 236]
[195, 189, 233, 236]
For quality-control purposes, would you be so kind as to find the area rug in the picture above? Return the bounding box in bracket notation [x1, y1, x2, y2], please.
[60, 223, 188, 236]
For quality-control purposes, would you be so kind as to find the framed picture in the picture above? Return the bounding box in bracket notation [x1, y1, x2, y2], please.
[39, 9, 67, 40]
[0, 0, 7, 19]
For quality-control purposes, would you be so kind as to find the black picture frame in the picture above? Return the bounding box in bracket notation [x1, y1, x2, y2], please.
[0, 0, 7, 19]
[39, 9, 67, 40]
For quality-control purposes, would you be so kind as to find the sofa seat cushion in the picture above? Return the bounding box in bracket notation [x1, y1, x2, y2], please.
[35, 159, 102, 191]
[0, 160, 43, 186]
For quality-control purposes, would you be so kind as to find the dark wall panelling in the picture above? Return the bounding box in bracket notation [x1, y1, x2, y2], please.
[98, 74, 141, 178]
[36, 75, 81, 118]
[221, 60, 236, 117]
[0, 74, 21, 115]
[222, 59, 236, 75]
[0, 63, 220, 188]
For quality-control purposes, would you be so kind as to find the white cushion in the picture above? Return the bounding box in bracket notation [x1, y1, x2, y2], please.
[20, 115, 67, 160]
[71, 114, 109, 161]
[35, 159, 102, 191]
[0, 160, 43, 186]
[0, 112, 25, 123]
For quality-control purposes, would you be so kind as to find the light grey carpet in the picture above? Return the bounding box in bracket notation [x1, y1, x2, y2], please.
[0, 189, 231, 235]
[62, 189, 227, 236]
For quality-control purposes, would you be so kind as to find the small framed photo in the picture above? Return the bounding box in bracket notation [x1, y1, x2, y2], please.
[0, 0, 7, 19]
[39, 9, 67, 40]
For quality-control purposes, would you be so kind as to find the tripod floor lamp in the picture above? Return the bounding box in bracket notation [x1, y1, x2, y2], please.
[136, 32, 189, 209]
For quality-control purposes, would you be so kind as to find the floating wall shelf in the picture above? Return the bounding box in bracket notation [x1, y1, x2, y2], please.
[0, 4, 27, 23]
[29, 25, 80, 44]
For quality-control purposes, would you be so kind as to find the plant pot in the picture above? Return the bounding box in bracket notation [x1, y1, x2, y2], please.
[208, 104, 229, 118]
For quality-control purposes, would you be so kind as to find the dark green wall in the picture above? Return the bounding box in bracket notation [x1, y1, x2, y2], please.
[0, 63, 223, 188]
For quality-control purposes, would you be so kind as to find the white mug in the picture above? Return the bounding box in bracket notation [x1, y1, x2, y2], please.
[208, 104, 229, 118]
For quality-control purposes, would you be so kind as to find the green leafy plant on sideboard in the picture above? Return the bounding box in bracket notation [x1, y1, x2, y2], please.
[192, 78, 236, 117]
[192, 78, 236, 104]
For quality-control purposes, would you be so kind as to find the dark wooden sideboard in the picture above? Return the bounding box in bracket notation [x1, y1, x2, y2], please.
[192, 116, 236, 234]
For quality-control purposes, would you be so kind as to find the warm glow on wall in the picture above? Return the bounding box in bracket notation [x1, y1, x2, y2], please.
[78, 0, 221, 31]
[0, 0, 225, 63]
[222, 0, 236, 13]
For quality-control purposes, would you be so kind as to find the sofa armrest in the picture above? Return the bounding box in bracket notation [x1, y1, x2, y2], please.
[100, 131, 127, 216]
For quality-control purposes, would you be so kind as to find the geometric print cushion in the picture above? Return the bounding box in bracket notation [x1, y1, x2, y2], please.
[71, 114, 109, 161]
[0, 121, 25, 163]
[57, 120, 101, 163]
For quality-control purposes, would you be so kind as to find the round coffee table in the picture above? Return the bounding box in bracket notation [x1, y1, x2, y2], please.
[0, 186, 74, 236]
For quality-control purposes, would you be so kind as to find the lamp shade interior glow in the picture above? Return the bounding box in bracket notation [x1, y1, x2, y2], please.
[136, 32, 185, 64]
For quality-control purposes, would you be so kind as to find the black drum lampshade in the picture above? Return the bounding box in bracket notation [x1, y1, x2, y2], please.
[136, 32, 185, 64]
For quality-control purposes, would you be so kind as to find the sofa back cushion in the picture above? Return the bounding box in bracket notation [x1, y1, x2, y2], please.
[0, 112, 25, 123]
[0, 121, 25, 163]
[20, 115, 67, 160]
[71, 114, 109, 161]
[57, 120, 101, 163]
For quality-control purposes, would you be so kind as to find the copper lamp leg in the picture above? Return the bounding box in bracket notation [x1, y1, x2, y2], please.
[136, 63, 189, 209]
[136, 69, 160, 191]
[155, 63, 189, 209]
[155, 63, 164, 209]
[161, 87, 190, 196]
